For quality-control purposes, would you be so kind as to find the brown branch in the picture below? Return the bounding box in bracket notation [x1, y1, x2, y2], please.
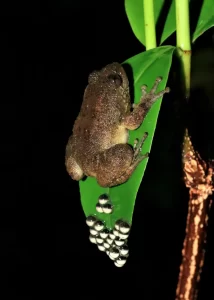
[176, 130, 213, 300]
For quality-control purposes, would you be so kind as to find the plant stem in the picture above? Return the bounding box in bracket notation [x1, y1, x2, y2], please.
[176, 131, 213, 300]
[175, 0, 191, 97]
[175, 0, 191, 50]
[174, 0, 209, 299]
[143, 0, 156, 50]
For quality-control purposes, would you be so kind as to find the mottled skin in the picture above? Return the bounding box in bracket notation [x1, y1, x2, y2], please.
[65, 62, 169, 187]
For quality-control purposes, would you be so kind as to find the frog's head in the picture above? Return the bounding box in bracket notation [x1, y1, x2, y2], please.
[88, 62, 129, 91]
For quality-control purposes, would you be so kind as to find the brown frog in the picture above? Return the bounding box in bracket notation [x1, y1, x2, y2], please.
[65, 62, 169, 187]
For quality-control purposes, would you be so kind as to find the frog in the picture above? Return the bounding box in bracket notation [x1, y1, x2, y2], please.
[65, 62, 169, 187]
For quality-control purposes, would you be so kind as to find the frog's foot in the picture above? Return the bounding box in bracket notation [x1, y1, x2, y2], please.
[140, 77, 170, 107]
[132, 132, 149, 162]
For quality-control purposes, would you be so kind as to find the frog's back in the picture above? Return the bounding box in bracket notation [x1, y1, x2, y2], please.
[72, 96, 122, 155]
[70, 62, 131, 164]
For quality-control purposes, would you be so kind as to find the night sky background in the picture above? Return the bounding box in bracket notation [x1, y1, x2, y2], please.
[1, 1, 214, 299]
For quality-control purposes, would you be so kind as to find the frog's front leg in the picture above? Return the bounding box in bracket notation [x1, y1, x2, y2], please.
[122, 77, 170, 130]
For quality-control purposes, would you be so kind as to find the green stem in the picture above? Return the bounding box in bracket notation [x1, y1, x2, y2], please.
[175, 1, 205, 299]
[143, 0, 156, 50]
[175, 0, 191, 98]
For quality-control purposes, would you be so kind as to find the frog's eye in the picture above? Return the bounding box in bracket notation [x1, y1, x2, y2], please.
[107, 74, 122, 87]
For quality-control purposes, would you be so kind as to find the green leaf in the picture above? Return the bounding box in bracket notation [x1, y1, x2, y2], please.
[124, 0, 176, 46]
[160, 1, 176, 44]
[80, 46, 175, 229]
[192, 0, 214, 42]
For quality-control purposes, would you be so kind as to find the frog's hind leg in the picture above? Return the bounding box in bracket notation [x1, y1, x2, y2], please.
[96, 144, 133, 187]
[96, 134, 149, 187]
[114, 151, 148, 187]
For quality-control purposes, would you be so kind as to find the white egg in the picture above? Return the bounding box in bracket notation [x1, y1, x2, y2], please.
[104, 242, 110, 249]
[94, 220, 104, 231]
[106, 238, 114, 245]
[113, 229, 119, 237]
[86, 215, 97, 227]
[109, 232, 116, 240]
[114, 237, 125, 247]
[120, 245, 129, 256]
[119, 221, 131, 234]
[89, 235, 97, 244]
[114, 220, 123, 230]
[102, 203, 113, 214]
[97, 245, 105, 252]
[96, 237, 103, 244]
[98, 194, 109, 205]
[109, 255, 116, 261]
[100, 229, 109, 239]
[96, 203, 103, 213]
[118, 232, 129, 240]
[109, 247, 120, 259]
[114, 262, 124, 268]
[90, 228, 98, 236]
[116, 256, 127, 266]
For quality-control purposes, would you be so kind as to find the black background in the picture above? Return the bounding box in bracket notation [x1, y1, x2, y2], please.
[1, 1, 214, 299]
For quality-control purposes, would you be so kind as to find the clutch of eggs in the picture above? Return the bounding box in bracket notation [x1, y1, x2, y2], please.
[86, 215, 131, 267]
